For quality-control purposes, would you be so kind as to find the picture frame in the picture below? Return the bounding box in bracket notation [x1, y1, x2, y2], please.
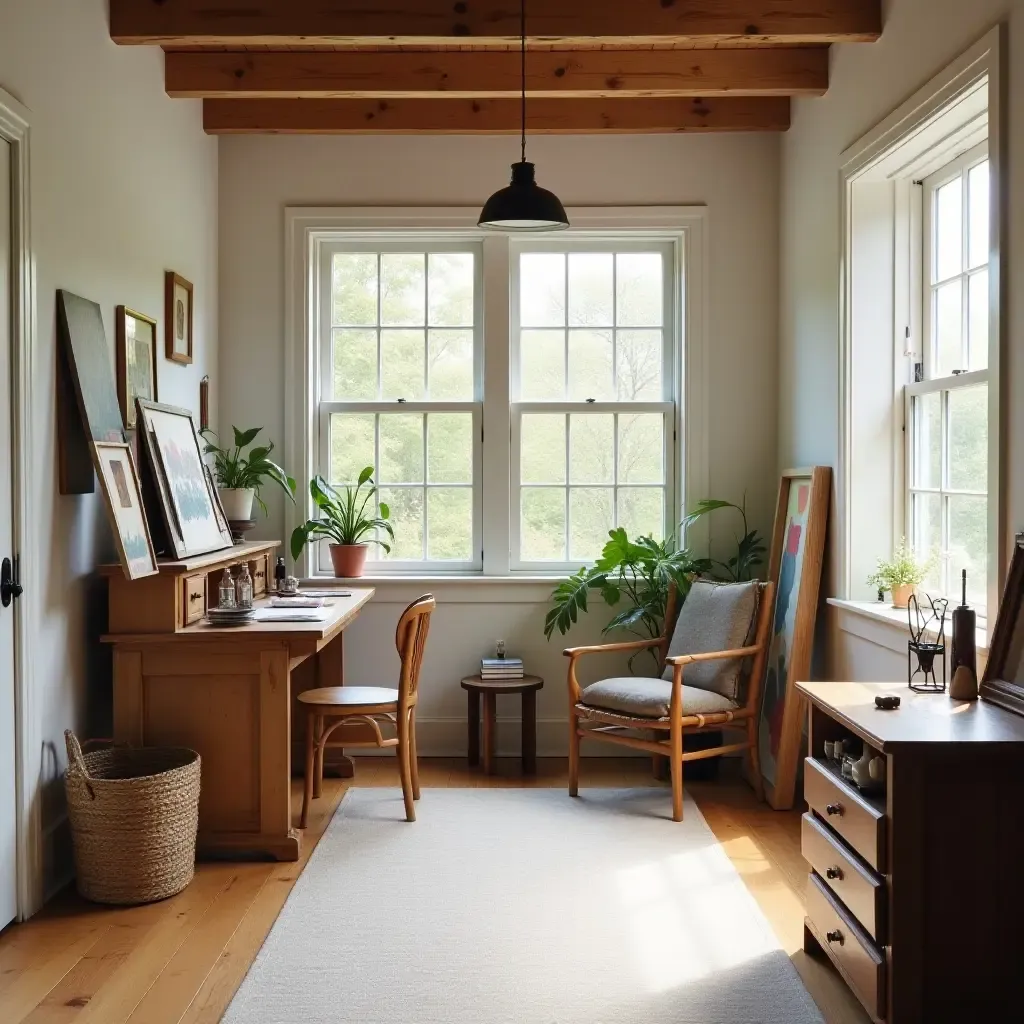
[135, 399, 231, 557]
[204, 463, 232, 540]
[165, 271, 194, 365]
[980, 534, 1024, 716]
[115, 306, 158, 429]
[758, 466, 831, 810]
[91, 440, 159, 580]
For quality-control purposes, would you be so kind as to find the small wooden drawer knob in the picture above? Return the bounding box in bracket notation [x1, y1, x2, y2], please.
[826, 929, 844, 945]
[189, 591, 203, 603]
[826, 802, 844, 816]
[826, 866, 843, 880]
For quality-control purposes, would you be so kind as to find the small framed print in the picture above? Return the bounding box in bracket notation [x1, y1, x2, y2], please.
[92, 440, 159, 580]
[165, 271, 194, 365]
[116, 306, 158, 429]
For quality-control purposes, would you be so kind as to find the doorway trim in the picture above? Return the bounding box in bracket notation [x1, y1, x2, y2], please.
[0, 85, 41, 920]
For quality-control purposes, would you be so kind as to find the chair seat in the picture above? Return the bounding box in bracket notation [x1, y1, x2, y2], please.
[298, 686, 399, 708]
[580, 677, 739, 719]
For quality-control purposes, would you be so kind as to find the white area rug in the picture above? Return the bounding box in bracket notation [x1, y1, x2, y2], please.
[224, 788, 824, 1024]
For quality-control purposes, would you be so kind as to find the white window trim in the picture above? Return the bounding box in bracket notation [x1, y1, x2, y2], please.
[285, 206, 709, 579]
[838, 26, 1004, 624]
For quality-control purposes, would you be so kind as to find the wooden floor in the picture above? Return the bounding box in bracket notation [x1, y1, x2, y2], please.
[0, 757, 869, 1024]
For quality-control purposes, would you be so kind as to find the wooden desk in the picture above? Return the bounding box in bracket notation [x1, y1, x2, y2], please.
[101, 545, 373, 861]
[797, 681, 1024, 1022]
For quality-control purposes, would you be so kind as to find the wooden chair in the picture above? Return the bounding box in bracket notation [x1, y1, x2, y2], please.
[298, 594, 435, 826]
[565, 579, 775, 821]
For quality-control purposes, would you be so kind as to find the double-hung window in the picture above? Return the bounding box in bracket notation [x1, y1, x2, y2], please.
[906, 144, 990, 608]
[319, 243, 483, 572]
[511, 243, 675, 569]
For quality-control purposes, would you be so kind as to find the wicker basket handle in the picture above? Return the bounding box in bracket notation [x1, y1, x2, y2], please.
[65, 730, 90, 778]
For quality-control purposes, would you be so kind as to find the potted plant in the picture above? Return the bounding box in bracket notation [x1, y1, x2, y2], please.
[290, 469, 394, 578]
[202, 426, 296, 520]
[867, 540, 934, 608]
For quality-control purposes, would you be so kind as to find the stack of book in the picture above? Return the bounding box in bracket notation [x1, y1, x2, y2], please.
[480, 657, 524, 680]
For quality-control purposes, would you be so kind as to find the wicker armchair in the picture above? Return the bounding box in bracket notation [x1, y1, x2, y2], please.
[565, 579, 775, 821]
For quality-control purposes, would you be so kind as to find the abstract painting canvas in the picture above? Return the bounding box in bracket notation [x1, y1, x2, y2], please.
[758, 467, 830, 810]
[92, 441, 158, 580]
[137, 400, 231, 557]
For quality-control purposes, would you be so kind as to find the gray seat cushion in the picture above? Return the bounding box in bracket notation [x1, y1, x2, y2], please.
[580, 677, 738, 719]
[661, 579, 759, 702]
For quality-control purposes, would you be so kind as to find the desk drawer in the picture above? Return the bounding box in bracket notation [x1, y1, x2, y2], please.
[802, 812, 886, 942]
[807, 872, 886, 1021]
[182, 573, 207, 626]
[251, 555, 268, 597]
[805, 758, 886, 871]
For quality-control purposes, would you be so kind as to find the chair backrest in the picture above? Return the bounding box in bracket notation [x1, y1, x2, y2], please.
[658, 579, 776, 713]
[394, 594, 435, 705]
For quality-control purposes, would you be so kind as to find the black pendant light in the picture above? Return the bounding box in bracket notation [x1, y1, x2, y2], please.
[478, 0, 568, 231]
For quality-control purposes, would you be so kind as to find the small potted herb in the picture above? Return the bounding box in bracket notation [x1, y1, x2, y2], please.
[867, 540, 935, 609]
[202, 426, 296, 521]
[290, 470, 394, 578]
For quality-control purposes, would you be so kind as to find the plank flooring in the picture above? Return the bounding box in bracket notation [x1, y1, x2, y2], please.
[0, 758, 869, 1024]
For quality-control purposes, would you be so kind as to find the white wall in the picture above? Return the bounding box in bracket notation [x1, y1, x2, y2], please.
[0, 0, 218, 894]
[219, 132, 781, 753]
[778, 1, 1023, 680]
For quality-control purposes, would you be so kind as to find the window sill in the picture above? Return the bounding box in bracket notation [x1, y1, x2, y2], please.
[300, 574, 565, 604]
[828, 598, 988, 657]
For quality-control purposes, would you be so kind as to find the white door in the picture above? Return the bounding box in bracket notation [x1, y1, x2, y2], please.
[0, 136, 18, 930]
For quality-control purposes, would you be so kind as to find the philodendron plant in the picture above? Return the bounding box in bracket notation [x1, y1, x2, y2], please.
[289, 470, 394, 560]
[201, 425, 296, 516]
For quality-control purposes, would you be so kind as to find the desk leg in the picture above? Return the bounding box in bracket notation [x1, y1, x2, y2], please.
[261, 648, 300, 861]
[467, 689, 480, 767]
[482, 692, 496, 775]
[522, 689, 537, 775]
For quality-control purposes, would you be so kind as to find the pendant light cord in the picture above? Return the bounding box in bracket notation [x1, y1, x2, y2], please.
[520, 0, 527, 164]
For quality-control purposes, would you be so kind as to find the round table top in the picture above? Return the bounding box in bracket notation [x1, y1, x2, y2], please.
[461, 673, 544, 693]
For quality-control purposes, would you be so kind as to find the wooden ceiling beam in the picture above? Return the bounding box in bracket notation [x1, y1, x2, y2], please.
[167, 47, 829, 99]
[201, 96, 791, 134]
[112, 1, 881, 47]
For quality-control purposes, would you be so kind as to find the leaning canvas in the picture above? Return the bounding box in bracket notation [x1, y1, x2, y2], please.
[758, 467, 830, 810]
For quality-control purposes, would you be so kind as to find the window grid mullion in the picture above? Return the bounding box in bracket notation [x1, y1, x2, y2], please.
[612, 412, 620, 529]
[421, 412, 428, 561]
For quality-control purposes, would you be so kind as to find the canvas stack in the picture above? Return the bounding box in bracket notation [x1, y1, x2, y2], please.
[480, 656, 524, 680]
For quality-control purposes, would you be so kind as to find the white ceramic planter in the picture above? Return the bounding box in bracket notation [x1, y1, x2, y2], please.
[219, 487, 255, 521]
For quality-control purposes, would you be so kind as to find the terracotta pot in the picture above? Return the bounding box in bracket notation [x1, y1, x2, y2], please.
[329, 543, 368, 578]
[218, 487, 255, 521]
[890, 583, 917, 609]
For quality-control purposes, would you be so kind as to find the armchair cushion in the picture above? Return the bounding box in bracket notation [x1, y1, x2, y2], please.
[580, 676, 738, 719]
[661, 579, 759, 701]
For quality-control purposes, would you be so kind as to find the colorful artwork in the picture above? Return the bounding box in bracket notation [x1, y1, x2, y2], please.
[116, 307, 158, 429]
[759, 482, 811, 785]
[93, 441, 158, 580]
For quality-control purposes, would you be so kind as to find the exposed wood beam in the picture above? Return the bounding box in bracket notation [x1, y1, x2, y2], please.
[202, 97, 791, 134]
[167, 48, 829, 99]
[112, 1, 882, 47]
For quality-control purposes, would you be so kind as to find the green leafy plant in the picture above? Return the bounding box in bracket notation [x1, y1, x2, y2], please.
[289, 470, 394, 560]
[201, 426, 296, 516]
[682, 498, 767, 582]
[867, 539, 934, 591]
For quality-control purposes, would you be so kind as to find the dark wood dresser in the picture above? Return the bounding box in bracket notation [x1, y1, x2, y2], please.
[796, 681, 1024, 1023]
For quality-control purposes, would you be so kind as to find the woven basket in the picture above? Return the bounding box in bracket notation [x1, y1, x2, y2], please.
[64, 730, 201, 905]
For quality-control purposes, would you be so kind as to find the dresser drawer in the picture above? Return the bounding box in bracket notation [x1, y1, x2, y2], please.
[806, 872, 886, 1021]
[802, 812, 886, 943]
[805, 757, 886, 871]
[182, 573, 207, 626]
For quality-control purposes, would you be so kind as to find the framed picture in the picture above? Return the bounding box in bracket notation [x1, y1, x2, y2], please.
[758, 466, 831, 810]
[136, 399, 231, 557]
[980, 534, 1024, 715]
[92, 440, 159, 580]
[165, 271, 194, 365]
[116, 306, 158, 429]
[204, 463, 232, 539]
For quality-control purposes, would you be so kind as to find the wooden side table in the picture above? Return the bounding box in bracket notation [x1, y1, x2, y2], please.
[461, 675, 544, 775]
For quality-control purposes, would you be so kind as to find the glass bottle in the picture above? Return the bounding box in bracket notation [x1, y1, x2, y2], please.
[218, 567, 236, 609]
[274, 556, 286, 593]
[235, 562, 253, 609]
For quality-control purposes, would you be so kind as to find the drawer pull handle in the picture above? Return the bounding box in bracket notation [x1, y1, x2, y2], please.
[826, 866, 844, 880]
[826, 929, 844, 946]
[189, 591, 203, 603]
[825, 802, 844, 817]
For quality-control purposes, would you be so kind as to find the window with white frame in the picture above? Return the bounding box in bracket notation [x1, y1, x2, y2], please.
[306, 218, 691, 576]
[906, 144, 989, 609]
[511, 244, 675, 568]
